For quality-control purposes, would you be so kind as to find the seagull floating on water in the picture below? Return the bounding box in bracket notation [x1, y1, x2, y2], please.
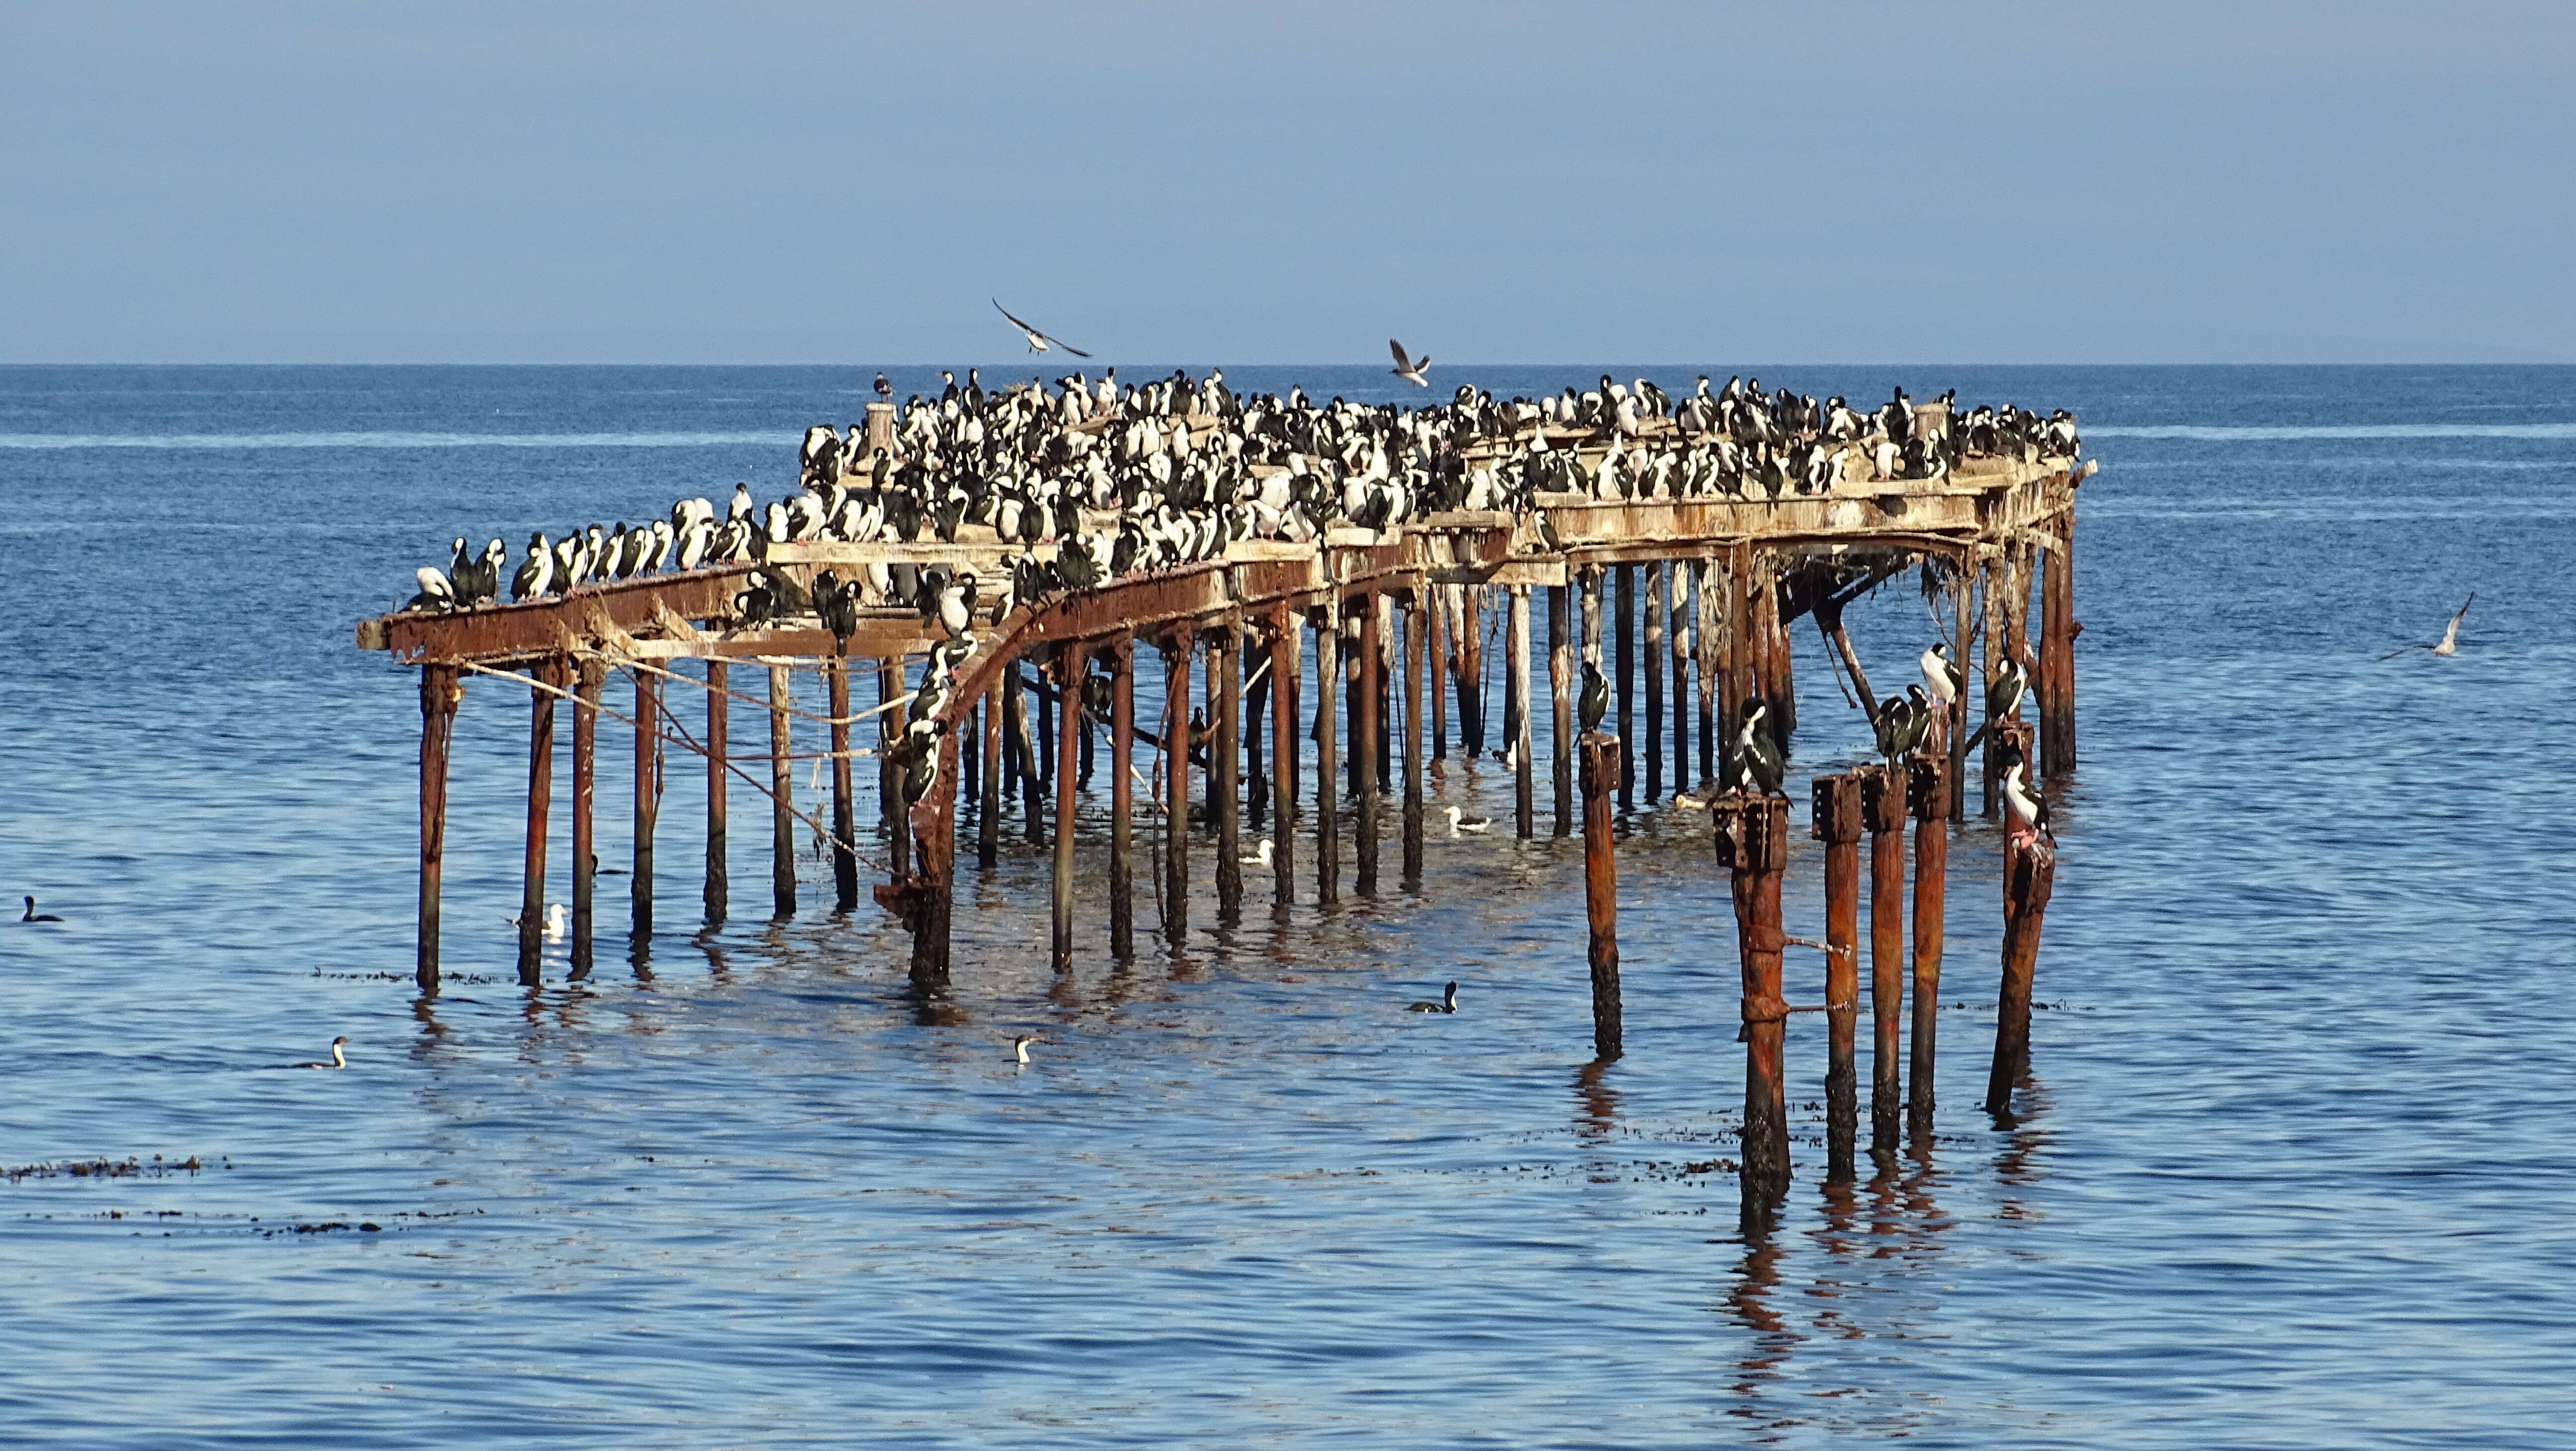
[1445, 805, 1491, 836]
[994, 300, 1091, 359]
[293, 1036, 350, 1070]
[1406, 981, 1459, 1013]
[2381, 593, 2473, 660]
[1240, 838, 1274, 867]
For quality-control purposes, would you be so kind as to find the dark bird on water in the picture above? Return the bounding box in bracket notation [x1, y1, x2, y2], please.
[292, 1036, 350, 1070]
[2380, 593, 2473, 660]
[21, 895, 64, 923]
[1406, 981, 1459, 1013]
[994, 299, 1091, 359]
[1578, 659, 1609, 733]
[1389, 339, 1431, 388]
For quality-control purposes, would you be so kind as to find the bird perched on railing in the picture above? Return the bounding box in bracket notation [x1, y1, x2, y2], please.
[811, 570, 860, 651]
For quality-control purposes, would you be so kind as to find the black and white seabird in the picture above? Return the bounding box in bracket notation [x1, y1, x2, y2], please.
[1578, 659, 1609, 733]
[1445, 805, 1492, 836]
[994, 299, 1092, 359]
[1963, 657, 2029, 751]
[292, 1036, 350, 1070]
[510, 532, 554, 602]
[1388, 339, 1430, 388]
[1999, 749, 2054, 842]
[21, 895, 64, 923]
[2380, 592, 2474, 660]
[1921, 642, 1961, 706]
[875, 372, 892, 401]
[1723, 699, 1786, 797]
[1405, 981, 1459, 1013]
[1011, 1033, 1044, 1065]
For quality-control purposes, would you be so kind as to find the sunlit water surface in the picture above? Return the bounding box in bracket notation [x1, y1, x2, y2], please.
[4, 365, 2572, 1448]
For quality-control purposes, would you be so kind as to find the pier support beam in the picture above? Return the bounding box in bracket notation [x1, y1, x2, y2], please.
[978, 677, 1002, 868]
[1549, 584, 1572, 835]
[828, 657, 858, 911]
[1053, 641, 1087, 969]
[571, 656, 600, 978]
[1271, 603, 1297, 915]
[1696, 560, 1718, 781]
[1643, 562, 1664, 804]
[1813, 773, 1863, 1183]
[769, 663, 795, 919]
[1315, 606, 1340, 906]
[1458, 586, 1486, 758]
[1243, 635, 1268, 832]
[1986, 837, 2060, 1117]
[1614, 564, 1633, 809]
[1109, 635, 1135, 958]
[705, 660, 727, 925]
[1980, 554, 2007, 820]
[1950, 573, 1973, 823]
[2040, 518, 2077, 778]
[1165, 628, 1195, 946]
[416, 664, 458, 995]
[1428, 584, 1447, 762]
[1669, 563, 1689, 792]
[1864, 766, 1908, 1158]
[1718, 792, 1793, 1219]
[1356, 603, 1381, 892]
[903, 730, 959, 992]
[1217, 621, 1244, 919]
[519, 655, 563, 985]
[1581, 733, 1623, 1060]
[1907, 756, 1950, 1138]
[632, 670, 659, 937]
[1402, 592, 1426, 887]
[1509, 584, 1533, 839]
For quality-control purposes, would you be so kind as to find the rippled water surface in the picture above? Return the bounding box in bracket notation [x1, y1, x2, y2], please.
[4, 365, 2573, 1447]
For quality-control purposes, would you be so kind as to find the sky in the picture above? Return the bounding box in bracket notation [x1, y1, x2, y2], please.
[3, 1, 2571, 364]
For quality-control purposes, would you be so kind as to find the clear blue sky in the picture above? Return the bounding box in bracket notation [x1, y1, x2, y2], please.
[4, 1, 2569, 363]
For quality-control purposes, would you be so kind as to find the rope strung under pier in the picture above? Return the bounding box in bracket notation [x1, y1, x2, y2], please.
[628, 663, 891, 876]
[614, 652, 916, 730]
[450, 657, 880, 763]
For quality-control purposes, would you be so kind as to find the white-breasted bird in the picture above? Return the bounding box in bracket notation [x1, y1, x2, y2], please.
[1389, 339, 1430, 388]
[994, 299, 1091, 359]
[2381, 593, 2474, 660]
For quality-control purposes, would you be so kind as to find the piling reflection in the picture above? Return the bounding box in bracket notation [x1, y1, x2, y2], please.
[1571, 1057, 1619, 1148]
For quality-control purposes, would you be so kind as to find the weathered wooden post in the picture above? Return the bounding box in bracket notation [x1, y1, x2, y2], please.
[1030, 655, 1052, 846]
[1950, 570, 1973, 823]
[570, 656, 601, 977]
[1458, 585, 1486, 757]
[1402, 591, 1426, 887]
[1812, 773, 1864, 1182]
[1052, 640, 1087, 969]
[1695, 559, 1719, 780]
[1721, 547, 1750, 731]
[1862, 764, 1907, 1157]
[2040, 517, 2077, 778]
[1315, 605, 1340, 906]
[1717, 791, 1793, 1216]
[1109, 635, 1135, 957]
[977, 677, 1002, 868]
[1215, 621, 1243, 921]
[520, 655, 562, 985]
[961, 696, 980, 806]
[1581, 732, 1623, 1060]
[1752, 552, 1791, 747]
[900, 728, 960, 993]
[1614, 564, 1634, 809]
[877, 656, 903, 862]
[1355, 601, 1381, 891]
[864, 400, 895, 456]
[769, 663, 795, 919]
[705, 659, 727, 925]
[1979, 553, 2006, 820]
[1508, 584, 1533, 838]
[1375, 593, 1394, 795]
[1643, 561, 1664, 802]
[633, 670, 659, 935]
[827, 655, 858, 911]
[1428, 583, 1447, 762]
[1549, 583, 1572, 835]
[1986, 833, 2060, 1116]
[1165, 627, 1195, 944]
[1243, 635, 1268, 831]
[416, 663, 459, 994]
[1270, 602, 1297, 914]
[1670, 562, 1690, 790]
[1907, 755, 1950, 1137]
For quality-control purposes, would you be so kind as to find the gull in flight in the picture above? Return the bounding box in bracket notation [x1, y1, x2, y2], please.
[1389, 338, 1430, 388]
[994, 300, 1091, 359]
[2380, 593, 2473, 660]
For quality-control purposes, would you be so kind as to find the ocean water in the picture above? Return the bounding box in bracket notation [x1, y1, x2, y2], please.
[2, 364, 2571, 1448]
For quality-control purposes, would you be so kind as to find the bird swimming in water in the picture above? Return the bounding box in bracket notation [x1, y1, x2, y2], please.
[292, 1036, 350, 1070]
[2381, 592, 2474, 660]
[1388, 339, 1431, 388]
[1578, 659, 1609, 734]
[1011, 1033, 1045, 1064]
[1240, 838, 1274, 867]
[994, 299, 1091, 358]
[1406, 981, 1458, 1013]
[1445, 805, 1492, 836]
[21, 896, 64, 923]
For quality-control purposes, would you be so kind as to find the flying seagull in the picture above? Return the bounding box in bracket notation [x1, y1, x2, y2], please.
[994, 299, 1091, 359]
[2380, 593, 2473, 660]
[1389, 339, 1430, 387]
